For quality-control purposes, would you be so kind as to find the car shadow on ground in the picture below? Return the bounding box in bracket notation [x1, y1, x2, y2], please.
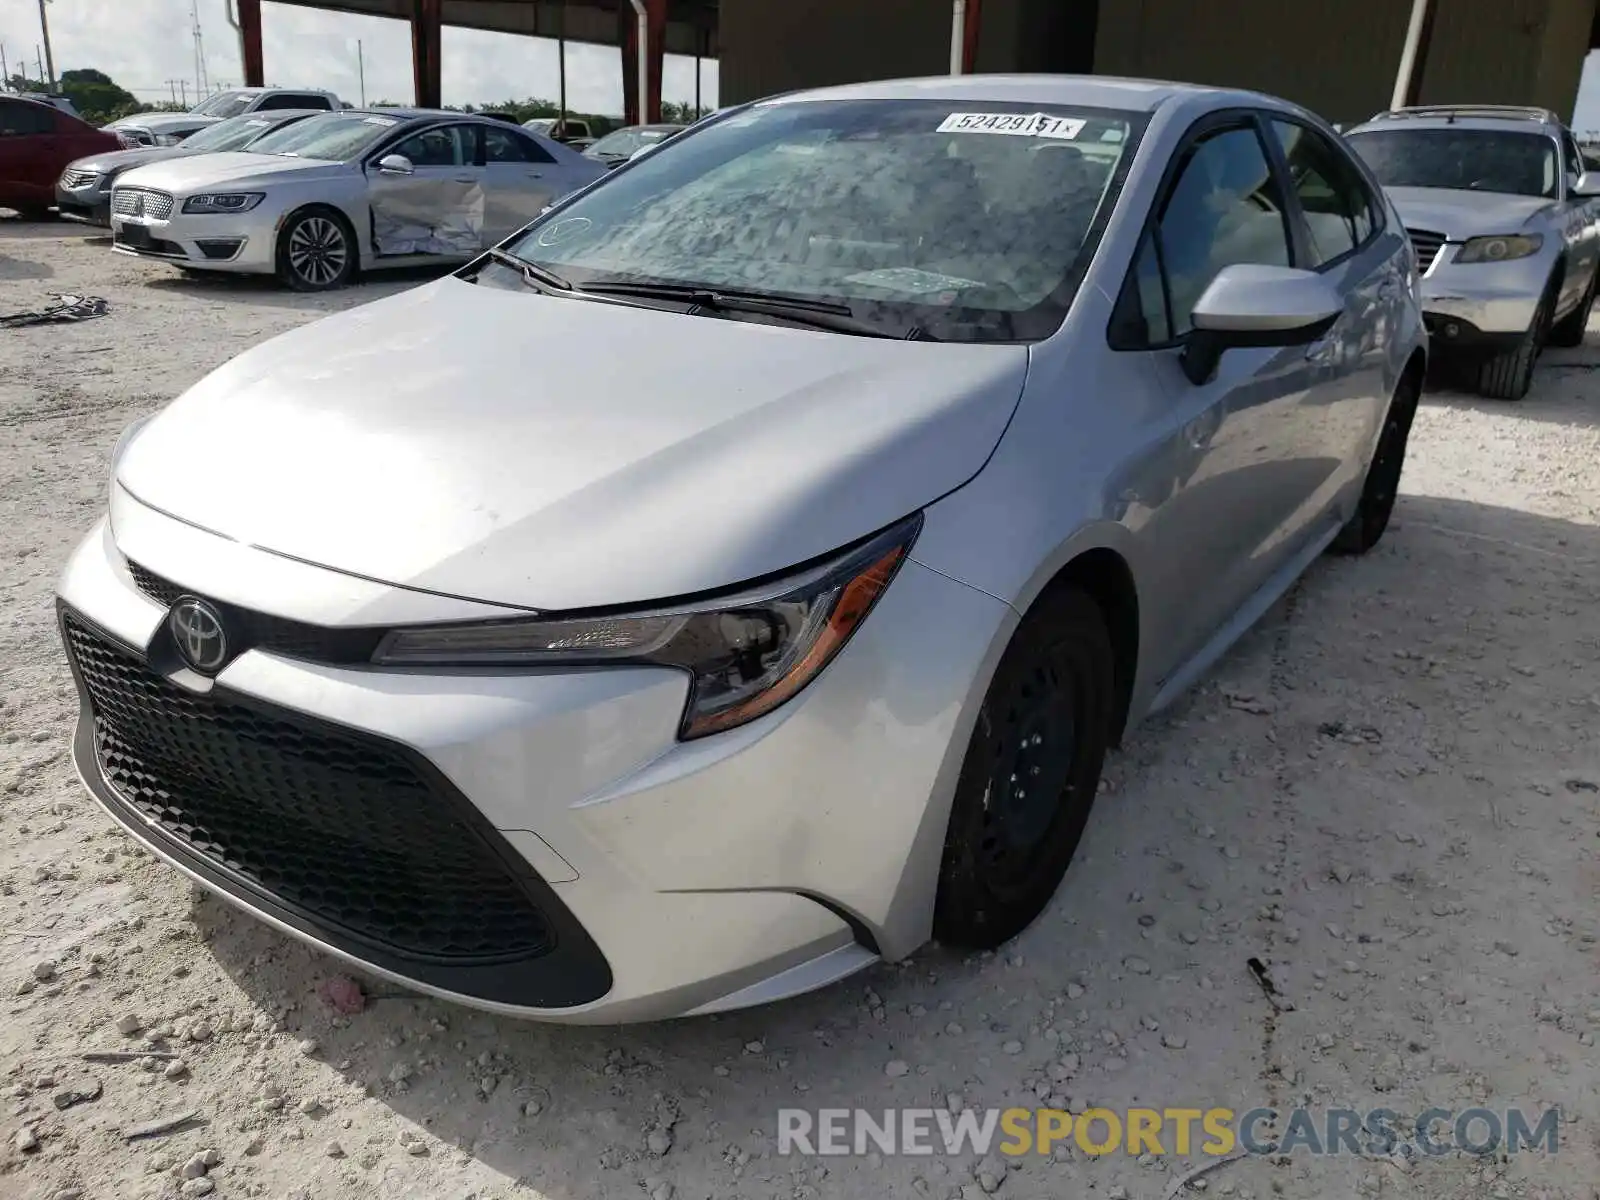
[138, 263, 456, 310]
[179, 489, 1600, 1199]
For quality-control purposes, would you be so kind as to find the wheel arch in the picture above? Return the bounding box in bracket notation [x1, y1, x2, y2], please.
[274, 202, 360, 285]
[1023, 546, 1141, 749]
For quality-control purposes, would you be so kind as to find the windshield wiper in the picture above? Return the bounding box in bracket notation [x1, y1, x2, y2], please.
[573, 280, 932, 339]
[483, 246, 575, 293]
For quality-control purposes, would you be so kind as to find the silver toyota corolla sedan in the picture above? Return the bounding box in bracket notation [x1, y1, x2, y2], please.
[58, 76, 1426, 1024]
[107, 108, 608, 289]
[1343, 105, 1600, 401]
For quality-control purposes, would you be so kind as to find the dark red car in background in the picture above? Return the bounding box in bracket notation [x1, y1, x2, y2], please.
[0, 95, 124, 218]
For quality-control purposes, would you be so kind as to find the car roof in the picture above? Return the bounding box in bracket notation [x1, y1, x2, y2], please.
[763, 73, 1245, 114]
[1345, 105, 1564, 137]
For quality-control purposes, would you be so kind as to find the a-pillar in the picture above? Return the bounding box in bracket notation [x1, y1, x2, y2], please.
[412, 0, 443, 109]
[620, 0, 669, 126]
[238, 0, 264, 87]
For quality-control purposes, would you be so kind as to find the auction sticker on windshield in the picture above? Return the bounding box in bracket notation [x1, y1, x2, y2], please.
[938, 112, 1086, 139]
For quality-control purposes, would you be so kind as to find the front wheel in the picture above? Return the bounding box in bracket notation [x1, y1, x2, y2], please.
[932, 587, 1114, 950]
[1331, 372, 1420, 556]
[1476, 287, 1551, 401]
[276, 208, 356, 292]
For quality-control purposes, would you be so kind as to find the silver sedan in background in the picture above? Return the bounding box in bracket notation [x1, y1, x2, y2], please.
[59, 77, 1424, 1022]
[56, 110, 321, 227]
[106, 108, 609, 289]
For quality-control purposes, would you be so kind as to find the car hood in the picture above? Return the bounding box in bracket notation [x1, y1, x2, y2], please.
[117, 278, 1030, 612]
[114, 151, 343, 194]
[68, 146, 193, 175]
[1385, 186, 1557, 237]
[107, 113, 218, 135]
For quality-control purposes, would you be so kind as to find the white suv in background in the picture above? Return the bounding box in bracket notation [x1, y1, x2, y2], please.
[1344, 105, 1600, 400]
[105, 88, 343, 147]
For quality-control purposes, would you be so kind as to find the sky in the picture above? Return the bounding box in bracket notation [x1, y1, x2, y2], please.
[6, 2, 1600, 130]
[0, 0, 718, 115]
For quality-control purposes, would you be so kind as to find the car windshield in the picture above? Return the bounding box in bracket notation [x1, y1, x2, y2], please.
[246, 111, 404, 161]
[508, 98, 1143, 342]
[524, 119, 555, 133]
[190, 90, 253, 119]
[180, 113, 290, 152]
[1345, 128, 1558, 198]
[588, 126, 678, 157]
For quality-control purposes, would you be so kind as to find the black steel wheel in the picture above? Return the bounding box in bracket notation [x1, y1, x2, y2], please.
[1331, 372, 1421, 555]
[933, 586, 1114, 949]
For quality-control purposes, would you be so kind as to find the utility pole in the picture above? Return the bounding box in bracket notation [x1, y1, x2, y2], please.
[1, 45, 9, 89]
[179, 79, 188, 108]
[36, 0, 54, 89]
[357, 39, 365, 106]
[165, 78, 181, 105]
[35, 46, 44, 86]
[557, 0, 567, 128]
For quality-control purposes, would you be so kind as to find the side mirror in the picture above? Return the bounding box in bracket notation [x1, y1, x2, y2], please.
[376, 153, 414, 175]
[629, 145, 655, 161]
[1572, 170, 1600, 198]
[1181, 264, 1343, 386]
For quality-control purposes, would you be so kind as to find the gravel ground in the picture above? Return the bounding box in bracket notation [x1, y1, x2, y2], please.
[3, 224, 1600, 1200]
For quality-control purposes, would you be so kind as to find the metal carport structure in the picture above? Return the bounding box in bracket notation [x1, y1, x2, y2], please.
[230, 0, 718, 122]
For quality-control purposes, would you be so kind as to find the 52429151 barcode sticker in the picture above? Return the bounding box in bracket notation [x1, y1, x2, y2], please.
[937, 112, 1087, 139]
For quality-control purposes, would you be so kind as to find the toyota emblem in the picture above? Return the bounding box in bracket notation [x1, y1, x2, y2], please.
[169, 597, 228, 674]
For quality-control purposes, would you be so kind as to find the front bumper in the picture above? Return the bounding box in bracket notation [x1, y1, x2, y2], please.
[1418, 241, 1553, 339]
[109, 207, 276, 273]
[56, 495, 1012, 1022]
[55, 180, 110, 226]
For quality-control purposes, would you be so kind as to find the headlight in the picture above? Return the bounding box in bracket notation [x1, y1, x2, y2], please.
[373, 514, 922, 739]
[111, 416, 153, 470]
[154, 133, 185, 146]
[181, 192, 265, 214]
[1456, 234, 1543, 264]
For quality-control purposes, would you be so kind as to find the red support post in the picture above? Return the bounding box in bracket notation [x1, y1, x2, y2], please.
[238, 0, 265, 87]
[411, 0, 442, 109]
[646, 0, 667, 124]
[619, 0, 668, 126]
[962, 0, 983, 74]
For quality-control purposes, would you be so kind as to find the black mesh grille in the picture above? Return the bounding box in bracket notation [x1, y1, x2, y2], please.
[128, 561, 182, 608]
[64, 613, 553, 964]
[126, 561, 383, 665]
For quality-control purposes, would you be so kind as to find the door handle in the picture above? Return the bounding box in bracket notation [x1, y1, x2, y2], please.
[452, 175, 476, 184]
[527, 171, 544, 179]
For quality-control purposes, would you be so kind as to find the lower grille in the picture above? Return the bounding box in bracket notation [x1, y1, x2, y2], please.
[111, 187, 175, 220]
[64, 612, 553, 964]
[1407, 227, 1447, 274]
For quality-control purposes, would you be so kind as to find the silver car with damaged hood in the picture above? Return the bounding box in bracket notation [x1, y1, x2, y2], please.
[59, 76, 1425, 1023]
[1344, 104, 1600, 400]
[107, 108, 608, 289]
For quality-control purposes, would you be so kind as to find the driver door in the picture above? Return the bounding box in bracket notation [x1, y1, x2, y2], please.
[366, 122, 487, 257]
[1109, 119, 1330, 682]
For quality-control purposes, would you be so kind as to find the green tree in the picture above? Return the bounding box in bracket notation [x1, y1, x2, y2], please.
[58, 68, 142, 124]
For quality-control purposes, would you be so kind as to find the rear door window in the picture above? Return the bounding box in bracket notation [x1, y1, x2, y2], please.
[0, 100, 55, 136]
[1270, 120, 1376, 267]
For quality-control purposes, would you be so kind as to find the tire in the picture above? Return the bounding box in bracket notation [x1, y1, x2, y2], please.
[932, 587, 1115, 950]
[276, 207, 356, 291]
[1476, 282, 1552, 401]
[1548, 271, 1596, 348]
[1331, 372, 1421, 556]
